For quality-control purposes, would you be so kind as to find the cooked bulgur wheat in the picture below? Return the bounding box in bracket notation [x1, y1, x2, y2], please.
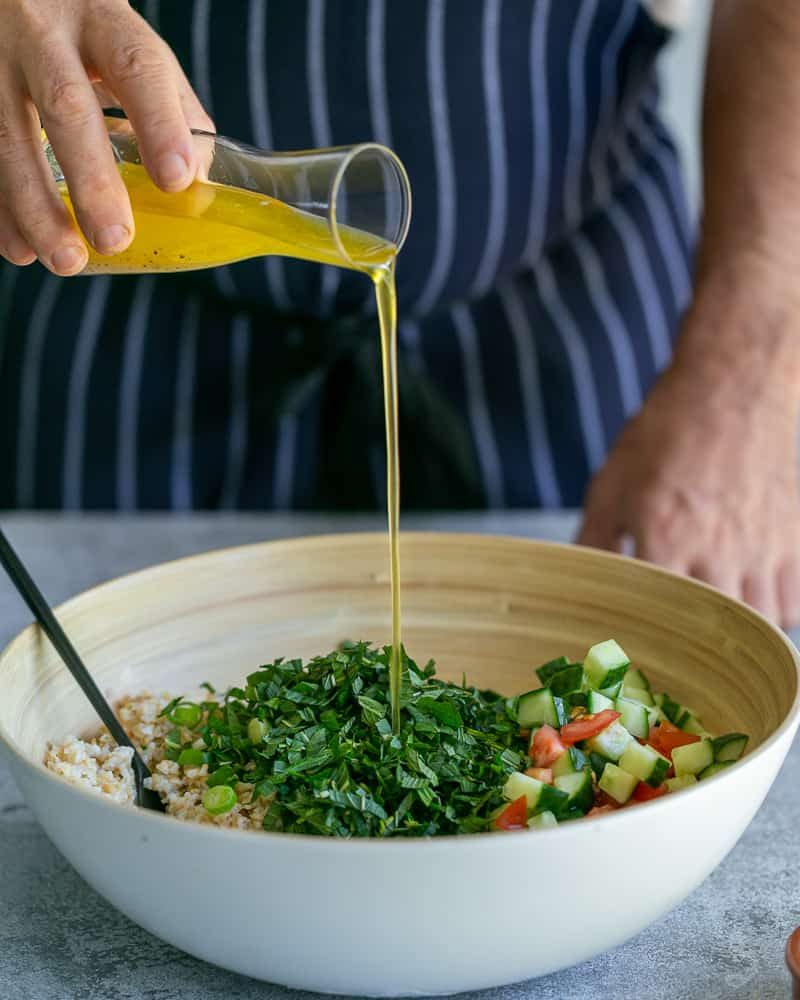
[45, 693, 270, 830]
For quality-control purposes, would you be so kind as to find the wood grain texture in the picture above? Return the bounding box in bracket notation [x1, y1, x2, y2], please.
[1, 533, 797, 763]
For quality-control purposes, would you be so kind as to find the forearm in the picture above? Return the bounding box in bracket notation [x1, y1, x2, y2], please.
[673, 0, 800, 398]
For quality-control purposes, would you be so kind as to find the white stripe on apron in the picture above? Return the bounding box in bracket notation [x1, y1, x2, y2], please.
[143, 0, 160, 33]
[171, 296, 200, 510]
[307, 0, 341, 316]
[248, 0, 291, 310]
[117, 276, 156, 510]
[524, 0, 551, 262]
[451, 303, 505, 508]
[16, 276, 62, 507]
[606, 200, 672, 371]
[220, 312, 251, 510]
[533, 258, 606, 474]
[413, 0, 457, 316]
[498, 281, 562, 508]
[272, 414, 298, 510]
[471, 0, 508, 299]
[572, 233, 643, 416]
[0, 265, 18, 381]
[399, 319, 426, 375]
[190, 0, 214, 118]
[589, 0, 640, 206]
[367, 0, 392, 145]
[563, 0, 599, 229]
[63, 277, 112, 509]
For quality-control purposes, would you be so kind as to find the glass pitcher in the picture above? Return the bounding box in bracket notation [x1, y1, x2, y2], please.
[43, 115, 412, 276]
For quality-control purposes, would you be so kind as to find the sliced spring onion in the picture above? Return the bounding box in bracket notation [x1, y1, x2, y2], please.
[203, 784, 237, 815]
[168, 701, 203, 728]
[247, 718, 267, 743]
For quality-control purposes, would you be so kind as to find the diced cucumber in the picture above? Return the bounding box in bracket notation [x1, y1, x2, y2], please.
[558, 808, 587, 823]
[584, 720, 633, 761]
[646, 705, 665, 730]
[713, 733, 748, 763]
[502, 772, 569, 815]
[618, 741, 670, 787]
[660, 694, 683, 725]
[615, 697, 650, 740]
[682, 713, 712, 738]
[599, 681, 623, 700]
[672, 738, 714, 777]
[625, 667, 651, 691]
[535, 656, 569, 685]
[549, 663, 585, 697]
[566, 691, 588, 709]
[551, 745, 588, 778]
[621, 680, 655, 707]
[587, 690, 615, 713]
[589, 751, 609, 779]
[527, 810, 558, 830]
[554, 769, 594, 813]
[653, 692, 665, 708]
[516, 688, 568, 728]
[583, 639, 630, 691]
[665, 774, 697, 793]
[699, 761, 734, 781]
[662, 697, 702, 730]
[598, 762, 637, 804]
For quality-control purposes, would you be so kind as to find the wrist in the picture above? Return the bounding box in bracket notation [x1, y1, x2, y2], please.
[672, 253, 800, 410]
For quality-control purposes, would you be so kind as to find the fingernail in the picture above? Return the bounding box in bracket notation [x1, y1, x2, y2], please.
[157, 152, 191, 189]
[52, 245, 87, 274]
[94, 224, 131, 254]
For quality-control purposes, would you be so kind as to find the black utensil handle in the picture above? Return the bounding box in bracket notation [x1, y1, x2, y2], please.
[0, 528, 135, 752]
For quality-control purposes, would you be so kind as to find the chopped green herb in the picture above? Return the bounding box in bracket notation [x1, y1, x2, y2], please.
[167, 642, 526, 837]
[177, 747, 206, 767]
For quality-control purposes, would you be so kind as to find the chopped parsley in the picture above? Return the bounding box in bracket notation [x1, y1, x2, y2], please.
[159, 641, 525, 837]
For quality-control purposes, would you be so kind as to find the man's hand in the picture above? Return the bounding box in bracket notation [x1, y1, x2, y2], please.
[0, 0, 213, 275]
[579, 260, 800, 628]
[581, 1, 800, 629]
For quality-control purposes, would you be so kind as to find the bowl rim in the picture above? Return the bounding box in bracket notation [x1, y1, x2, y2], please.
[1, 531, 798, 850]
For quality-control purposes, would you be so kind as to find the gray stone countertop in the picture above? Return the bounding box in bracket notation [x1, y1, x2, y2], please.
[0, 512, 796, 1000]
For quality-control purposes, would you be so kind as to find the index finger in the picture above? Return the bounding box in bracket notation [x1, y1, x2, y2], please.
[24, 37, 134, 255]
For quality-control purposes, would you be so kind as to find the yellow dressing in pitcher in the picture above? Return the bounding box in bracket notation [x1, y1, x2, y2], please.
[58, 161, 395, 274]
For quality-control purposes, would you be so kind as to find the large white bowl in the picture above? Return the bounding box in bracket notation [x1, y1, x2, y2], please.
[0, 533, 798, 996]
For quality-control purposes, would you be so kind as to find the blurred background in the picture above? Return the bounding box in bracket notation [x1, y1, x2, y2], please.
[658, 0, 710, 222]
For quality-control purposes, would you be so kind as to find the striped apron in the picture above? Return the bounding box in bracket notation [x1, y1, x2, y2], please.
[0, 0, 693, 511]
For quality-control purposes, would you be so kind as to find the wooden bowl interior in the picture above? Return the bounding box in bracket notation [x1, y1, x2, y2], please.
[0, 534, 796, 763]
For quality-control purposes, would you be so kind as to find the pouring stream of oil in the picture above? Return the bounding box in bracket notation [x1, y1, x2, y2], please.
[61, 163, 404, 732]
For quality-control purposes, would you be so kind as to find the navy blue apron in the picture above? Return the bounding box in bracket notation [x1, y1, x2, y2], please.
[0, 0, 692, 511]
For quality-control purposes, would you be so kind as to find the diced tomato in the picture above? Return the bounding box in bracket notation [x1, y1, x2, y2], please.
[632, 781, 668, 802]
[530, 724, 566, 767]
[525, 767, 553, 784]
[648, 720, 701, 758]
[493, 794, 528, 830]
[586, 804, 616, 818]
[559, 709, 620, 746]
